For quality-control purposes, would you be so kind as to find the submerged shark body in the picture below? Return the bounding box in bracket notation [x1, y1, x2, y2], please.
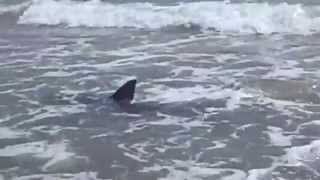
[31, 79, 153, 128]
[75, 79, 136, 105]
[42, 79, 137, 108]
[40, 78, 209, 117]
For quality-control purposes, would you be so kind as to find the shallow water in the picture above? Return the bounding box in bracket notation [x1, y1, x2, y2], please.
[1, 0, 320, 180]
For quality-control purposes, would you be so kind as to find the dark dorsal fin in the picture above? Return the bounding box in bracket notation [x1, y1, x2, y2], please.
[111, 79, 136, 103]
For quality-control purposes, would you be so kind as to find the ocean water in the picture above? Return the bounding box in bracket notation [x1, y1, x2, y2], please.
[1, 0, 320, 179]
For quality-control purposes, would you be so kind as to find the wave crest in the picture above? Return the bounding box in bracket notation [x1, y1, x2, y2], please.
[18, 0, 320, 34]
[0, 1, 31, 15]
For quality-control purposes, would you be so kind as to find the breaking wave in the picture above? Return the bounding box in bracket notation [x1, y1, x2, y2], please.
[14, 0, 320, 34]
[0, 1, 31, 15]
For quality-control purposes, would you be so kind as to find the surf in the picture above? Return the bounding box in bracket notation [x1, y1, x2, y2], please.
[17, 0, 320, 34]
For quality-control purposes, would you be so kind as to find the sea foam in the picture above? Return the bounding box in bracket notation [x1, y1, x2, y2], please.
[18, 0, 320, 34]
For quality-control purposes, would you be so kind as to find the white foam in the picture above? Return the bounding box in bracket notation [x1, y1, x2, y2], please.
[117, 143, 149, 163]
[17, 105, 86, 126]
[265, 126, 292, 147]
[41, 71, 78, 78]
[124, 120, 147, 134]
[208, 141, 227, 149]
[90, 132, 117, 139]
[225, 89, 252, 110]
[14, 175, 56, 180]
[31, 126, 79, 136]
[0, 141, 46, 156]
[19, 0, 320, 34]
[148, 112, 210, 130]
[0, 140, 72, 159]
[286, 140, 320, 175]
[0, 127, 30, 139]
[0, 115, 17, 123]
[143, 83, 250, 110]
[0, 1, 31, 15]
[13, 172, 106, 180]
[143, 84, 219, 103]
[36, 141, 76, 172]
[123, 151, 148, 163]
[286, 140, 320, 163]
[239, 81, 315, 118]
[263, 66, 305, 79]
[298, 120, 320, 133]
[0, 140, 79, 172]
[71, 172, 107, 180]
[247, 168, 273, 180]
[153, 160, 247, 180]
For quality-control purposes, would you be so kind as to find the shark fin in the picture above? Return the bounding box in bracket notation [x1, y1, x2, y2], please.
[111, 79, 136, 103]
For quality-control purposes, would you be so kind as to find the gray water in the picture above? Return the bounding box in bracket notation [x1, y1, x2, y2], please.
[1, 0, 320, 179]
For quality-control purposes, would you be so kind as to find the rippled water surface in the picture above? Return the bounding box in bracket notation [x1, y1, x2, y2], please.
[1, 0, 320, 180]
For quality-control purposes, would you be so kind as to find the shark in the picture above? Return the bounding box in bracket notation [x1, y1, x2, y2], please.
[75, 79, 137, 105]
[41, 79, 138, 108]
[39, 78, 217, 118]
